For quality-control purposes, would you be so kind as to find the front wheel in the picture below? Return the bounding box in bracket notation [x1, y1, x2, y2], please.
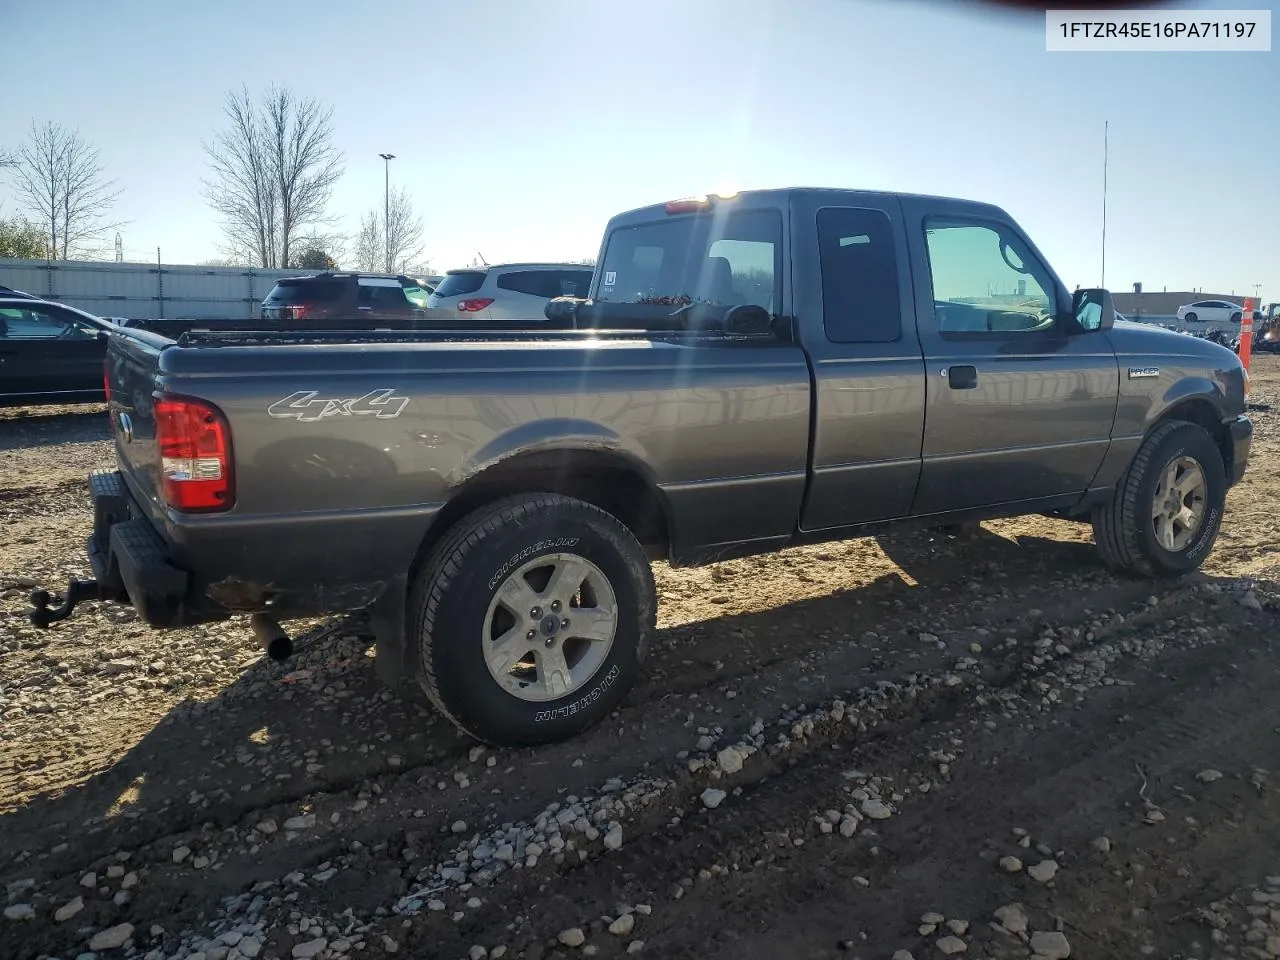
[1184, 312, 1198, 323]
[409, 494, 656, 746]
[1092, 421, 1226, 578]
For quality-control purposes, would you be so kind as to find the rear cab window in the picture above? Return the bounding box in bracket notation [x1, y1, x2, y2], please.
[433, 272, 487, 298]
[265, 279, 344, 303]
[596, 206, 781, 314]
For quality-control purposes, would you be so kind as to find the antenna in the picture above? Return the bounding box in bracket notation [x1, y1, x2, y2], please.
[1101, 120, 1108, 289]
[476, 251, 488, 267]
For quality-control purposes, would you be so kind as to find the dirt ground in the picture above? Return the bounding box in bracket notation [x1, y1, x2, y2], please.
[2, 359, 1279, 960]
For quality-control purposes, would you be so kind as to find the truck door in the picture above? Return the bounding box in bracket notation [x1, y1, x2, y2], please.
[899, 197, 1119, 515]
[794, 193, 928, 531]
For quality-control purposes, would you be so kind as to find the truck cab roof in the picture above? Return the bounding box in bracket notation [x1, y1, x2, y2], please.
[607, 187, 1012, 226]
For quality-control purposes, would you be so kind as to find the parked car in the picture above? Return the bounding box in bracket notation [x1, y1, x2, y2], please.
[426, 263, 594, 319]
[0, 297, 113, 406]
[32, 187, 1251, 749]
[260, 272, 433, 322]
[1176, 299, 1244, 325]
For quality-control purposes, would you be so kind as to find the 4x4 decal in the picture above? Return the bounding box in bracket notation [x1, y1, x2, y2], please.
[267, 389, 410, 422]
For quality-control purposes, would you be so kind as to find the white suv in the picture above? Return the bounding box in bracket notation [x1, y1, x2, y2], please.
[425, 263, 594, 320]
[1176, 299, 1244, 326]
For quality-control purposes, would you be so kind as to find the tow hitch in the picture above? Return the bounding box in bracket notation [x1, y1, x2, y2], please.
[29, 579, 104, 628]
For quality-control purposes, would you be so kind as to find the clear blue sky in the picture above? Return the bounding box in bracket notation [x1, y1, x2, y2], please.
[3, 0, 1277, 299]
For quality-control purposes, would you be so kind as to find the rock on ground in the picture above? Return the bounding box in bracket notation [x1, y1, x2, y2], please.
[717, 746, 745, 775]
[54, 897, 84, 922]
[1029, 930, 1071, 959]
[291, 938, 328, 959]
[993, 903, 1029, 934]
[1027, 860, 1059, 883]
[558, 927, 586, 947]
[89, 923, 134, 950]
[610, 914, 636, 936]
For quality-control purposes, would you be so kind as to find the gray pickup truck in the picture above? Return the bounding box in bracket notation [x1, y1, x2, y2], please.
[31, 187, 1252, 746]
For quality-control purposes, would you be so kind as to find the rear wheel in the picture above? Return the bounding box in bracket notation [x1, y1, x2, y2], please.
[1092, 421, 1226, 577]
[1230, 312, 1242, 324]
[409, 494, 655, 746]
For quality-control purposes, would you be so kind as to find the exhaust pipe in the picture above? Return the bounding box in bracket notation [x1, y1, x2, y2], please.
[250, 612, 293, 662]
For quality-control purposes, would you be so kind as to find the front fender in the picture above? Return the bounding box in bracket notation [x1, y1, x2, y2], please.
[1149, 376, 1227, 427]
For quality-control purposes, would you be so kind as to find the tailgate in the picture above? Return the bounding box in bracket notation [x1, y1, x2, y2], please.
[105, 327, 172, 512]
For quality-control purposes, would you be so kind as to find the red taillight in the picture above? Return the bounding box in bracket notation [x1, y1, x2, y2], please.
[154, 395, 233, 512]
[457, 298, 494, 313]
[286, 304, 307, 320]
[103, 361, 111, 403]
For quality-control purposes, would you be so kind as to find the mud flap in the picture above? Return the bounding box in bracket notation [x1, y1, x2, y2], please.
[370, 575, 409, 686]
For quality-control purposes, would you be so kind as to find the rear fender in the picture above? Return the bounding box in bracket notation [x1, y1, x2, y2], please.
[447, 418, 651, 488]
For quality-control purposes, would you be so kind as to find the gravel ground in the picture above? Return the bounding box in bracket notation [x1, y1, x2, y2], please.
[2, 360, 1279, 960]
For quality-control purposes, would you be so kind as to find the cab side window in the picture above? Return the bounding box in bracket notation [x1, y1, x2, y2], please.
[924, 220, 1057, 335]
[817, 207, 902, 343]
[0, 306, 94, 339]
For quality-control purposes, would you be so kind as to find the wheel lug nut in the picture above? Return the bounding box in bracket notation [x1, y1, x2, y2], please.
[544, 638, 555, 647]
[561, 618, 570, 628]
[530, 607, 542, 619]
[550, 600, 561, 613]
[527, 629, 537, 641]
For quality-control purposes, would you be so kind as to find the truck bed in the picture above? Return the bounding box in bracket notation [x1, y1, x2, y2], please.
[102, 319, 812, 623]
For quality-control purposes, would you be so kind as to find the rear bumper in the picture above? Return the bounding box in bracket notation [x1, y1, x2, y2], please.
[1228, 414, 1252, 486]
[87, 469, 430, 629]
[88, 470, 192, 626]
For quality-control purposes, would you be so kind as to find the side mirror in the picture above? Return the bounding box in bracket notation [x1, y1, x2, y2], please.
[1071, 287, 1115, 333]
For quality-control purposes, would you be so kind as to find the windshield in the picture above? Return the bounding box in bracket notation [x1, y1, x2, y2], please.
[596, 209, 780, 312]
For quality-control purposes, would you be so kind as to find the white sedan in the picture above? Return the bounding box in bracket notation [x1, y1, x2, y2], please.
[1176, 299, 1244, 325]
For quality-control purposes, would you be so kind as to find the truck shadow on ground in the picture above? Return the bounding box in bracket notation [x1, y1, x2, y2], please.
[0, 524, 1112, 886]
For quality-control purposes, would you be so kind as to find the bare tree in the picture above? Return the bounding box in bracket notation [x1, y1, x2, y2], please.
[383, 186, 424, 273]
[8, 122, 122, 260]
[353, 211, 383, 272]
[203, 85, 345, 269]
[352, 187, 424, 272]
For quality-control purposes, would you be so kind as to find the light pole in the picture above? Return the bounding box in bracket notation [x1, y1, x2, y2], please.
[378, 152, 395, 272]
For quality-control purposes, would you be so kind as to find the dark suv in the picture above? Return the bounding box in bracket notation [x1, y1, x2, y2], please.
[260, 273, 432, 322]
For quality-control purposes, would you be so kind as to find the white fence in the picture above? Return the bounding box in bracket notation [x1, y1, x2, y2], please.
[0, 257, 302, 320]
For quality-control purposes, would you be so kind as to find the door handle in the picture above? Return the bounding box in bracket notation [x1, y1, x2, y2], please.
[946, 365, 978, 390]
